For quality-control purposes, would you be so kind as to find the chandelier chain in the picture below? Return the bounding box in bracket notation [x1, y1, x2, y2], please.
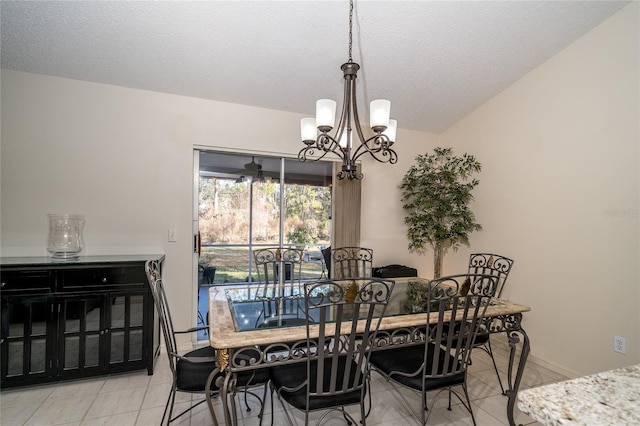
[348, 0, 353, 62]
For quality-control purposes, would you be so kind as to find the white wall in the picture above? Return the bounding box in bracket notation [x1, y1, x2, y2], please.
[443, 3, 639, 376]
[360, 128, 442, 275]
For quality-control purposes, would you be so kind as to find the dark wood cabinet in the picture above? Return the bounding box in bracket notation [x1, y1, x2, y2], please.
[0, 255, 163, 389]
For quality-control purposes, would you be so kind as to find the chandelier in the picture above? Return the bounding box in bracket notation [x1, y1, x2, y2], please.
[298, 0, 398, 180]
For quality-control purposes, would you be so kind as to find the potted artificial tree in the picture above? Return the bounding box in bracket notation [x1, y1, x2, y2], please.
[400, 147, 482, 278]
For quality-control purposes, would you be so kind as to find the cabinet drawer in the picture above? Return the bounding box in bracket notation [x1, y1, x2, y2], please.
[0, 270, 54, 293]
[60, 265, 147, 291]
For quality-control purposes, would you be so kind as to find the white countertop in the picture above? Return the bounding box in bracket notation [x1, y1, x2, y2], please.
[517, 364, 640, 425]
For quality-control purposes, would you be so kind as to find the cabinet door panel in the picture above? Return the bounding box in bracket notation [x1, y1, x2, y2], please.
[107, 294, 146, 365]
[59, 296, 104, 375]
[1, 295, 55, 384]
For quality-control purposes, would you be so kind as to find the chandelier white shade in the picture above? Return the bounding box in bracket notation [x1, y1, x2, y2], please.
[369, 99, 391, 130]
[316, 99, 337, 129]
[383, 119, 398, 142]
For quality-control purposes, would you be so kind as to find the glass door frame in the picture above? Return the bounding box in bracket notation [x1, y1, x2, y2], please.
[192, 149, 332, 337]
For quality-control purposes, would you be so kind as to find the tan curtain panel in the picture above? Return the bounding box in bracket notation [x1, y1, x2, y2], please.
[331, 162, 362, 277]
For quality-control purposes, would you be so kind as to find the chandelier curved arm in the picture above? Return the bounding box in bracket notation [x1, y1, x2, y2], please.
[351, 133, 398, 165]
[297, 133, 342, 162]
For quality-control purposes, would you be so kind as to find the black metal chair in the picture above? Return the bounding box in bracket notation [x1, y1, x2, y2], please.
[369, 274, 496, 425]
[468, 253, 514, 298]
[269, 278, 395, 426]
[467, 253, 515, 393]
[253, 247, 304, 299]
[145, 260, 269, 425]
[331, 246, 373, 279]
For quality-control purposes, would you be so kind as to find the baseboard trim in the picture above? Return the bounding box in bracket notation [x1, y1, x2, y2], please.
[527, 353, 580, 379]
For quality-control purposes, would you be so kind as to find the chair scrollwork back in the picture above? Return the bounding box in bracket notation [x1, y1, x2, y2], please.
[331, 246, 374, 279]
[253, 247, 304, 298]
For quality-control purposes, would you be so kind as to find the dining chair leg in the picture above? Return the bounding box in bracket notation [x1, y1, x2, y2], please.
[364, 374, 373, 418]
[229, 385, 240, 426]
[271, 385, 298, 426]
[462, 384, 477, 426]
[161, 387, 174, 426]
[484, 338, 506, 394]
[249, 382, 268, 426]
[268, 382, 276, 426]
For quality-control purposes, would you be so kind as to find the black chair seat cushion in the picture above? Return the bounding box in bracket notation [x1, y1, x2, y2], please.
[473, 330, 490, 346]
[443, 321, 490, 347]
[176, 346, 221, 391]
[369, 343, 464, 391]
[270, 356, 364, 411]
[176, 346, 269, 392]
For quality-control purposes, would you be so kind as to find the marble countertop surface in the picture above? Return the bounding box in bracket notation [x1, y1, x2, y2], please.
[517, 364, 640, 425]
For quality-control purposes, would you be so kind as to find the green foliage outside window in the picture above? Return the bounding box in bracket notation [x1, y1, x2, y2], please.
[286, 226, 319, 250]
[198, 177, 331, 283]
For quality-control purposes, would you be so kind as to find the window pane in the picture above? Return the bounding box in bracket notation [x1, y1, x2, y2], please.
[110, 296, 125, 329]
[30, 338, 46, 372]
[85, 334, 100, 367]
[110, 331, 124, 364]
[129, 330, 143, 361]
[251, 179, 281, 245]
[86, 302, 101, 332]
[201, 246, 252, 284]
[7, 341, 23, 375]
[283, 158, 332, 280]
[64, 336, 79, 369]
[130, 295, 144, 327]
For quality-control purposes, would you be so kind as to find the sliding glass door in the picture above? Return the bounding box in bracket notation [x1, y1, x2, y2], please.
[194, 150, 332, 336]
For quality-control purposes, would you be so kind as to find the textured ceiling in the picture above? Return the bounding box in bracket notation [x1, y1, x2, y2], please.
[0, 1, 629, 134]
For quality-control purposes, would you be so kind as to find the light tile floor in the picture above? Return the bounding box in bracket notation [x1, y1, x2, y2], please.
[1, 339, 566, 425]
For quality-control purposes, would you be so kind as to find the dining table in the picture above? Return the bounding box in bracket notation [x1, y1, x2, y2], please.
[207, 277, 531, 426]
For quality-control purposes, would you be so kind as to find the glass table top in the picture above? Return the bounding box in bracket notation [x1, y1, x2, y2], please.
[225, 278, 502, 332]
